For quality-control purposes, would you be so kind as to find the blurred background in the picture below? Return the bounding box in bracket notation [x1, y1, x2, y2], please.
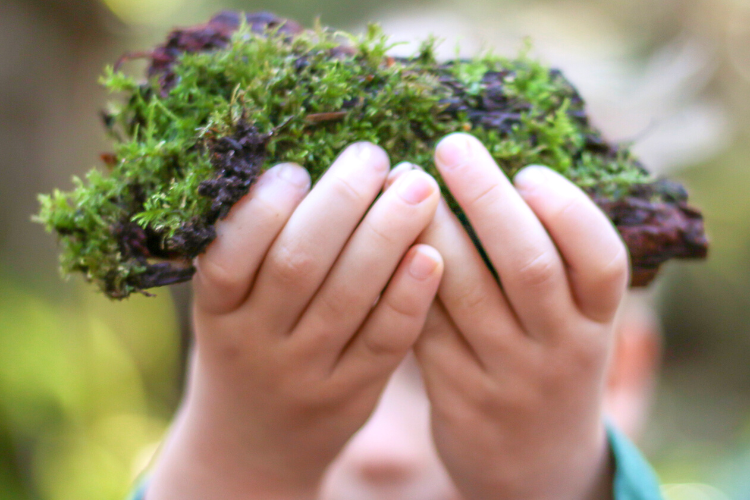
[1, 0, 749, 498]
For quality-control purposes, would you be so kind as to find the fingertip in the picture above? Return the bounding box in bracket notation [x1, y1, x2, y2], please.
[344, 141, 390, 173]
[220, 163, 309, 225]
[435, 132, 487, 170]
[192, 163, 315, 315]
[385, 162, 416, 189]
[435, 133, 478, 171]
[514, 166, 590, 207]
[274, 162, 311, 190]
[513, 165, 550, 193]
[392, 169, 440, 206]
[408, 244, 444, 281]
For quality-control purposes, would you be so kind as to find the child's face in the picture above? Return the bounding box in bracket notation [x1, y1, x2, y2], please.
[320, 354, 463, 500]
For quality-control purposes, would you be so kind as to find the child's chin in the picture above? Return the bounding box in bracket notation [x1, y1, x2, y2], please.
[319, 485, 464, 500]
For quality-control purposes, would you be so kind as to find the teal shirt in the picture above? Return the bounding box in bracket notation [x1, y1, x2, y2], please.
[608, 425, 664, 500]
[128, 425, 662, 500]
[127, 482, 148, 500]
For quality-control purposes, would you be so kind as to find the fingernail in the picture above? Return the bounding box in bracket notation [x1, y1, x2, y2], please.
[514, 166, 547, 193]
[347, 142, 389, 173]
[277, 163, 311, 189]
[396, 171, 435, 205]
[351, 142, 373, 162]
[409, 246, 441, 280]
[435, 133, 473, 170]
[385, 162, 415, 189]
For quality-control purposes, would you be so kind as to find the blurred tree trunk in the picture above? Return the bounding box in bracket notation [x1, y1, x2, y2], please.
[0, 2, 118, 496]
[0, 0, 116, 294]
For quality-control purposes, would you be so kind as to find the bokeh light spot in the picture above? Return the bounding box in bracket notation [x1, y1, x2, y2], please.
[662, 483, 731, 500]
[100, 0, 188, 26]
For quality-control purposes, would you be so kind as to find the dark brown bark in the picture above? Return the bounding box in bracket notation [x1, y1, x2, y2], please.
[105, 11, 708, 292]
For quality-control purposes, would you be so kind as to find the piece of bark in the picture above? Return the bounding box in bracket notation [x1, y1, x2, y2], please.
[38, 11, 708, 298]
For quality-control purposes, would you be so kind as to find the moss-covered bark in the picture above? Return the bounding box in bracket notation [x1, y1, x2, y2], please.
[35, 11, 707, 298]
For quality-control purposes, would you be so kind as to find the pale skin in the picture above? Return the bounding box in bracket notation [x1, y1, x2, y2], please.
[146, 134, 629, 500]
[411, 133, 627, 500]
[147, 142, 444, 500]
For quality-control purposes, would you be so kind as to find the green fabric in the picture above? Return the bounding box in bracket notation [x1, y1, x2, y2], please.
[609, 424, 664, 500]
[127, 425, 663, 500]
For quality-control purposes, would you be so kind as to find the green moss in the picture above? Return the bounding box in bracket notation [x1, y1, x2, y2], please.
[36, 16, 652, 298]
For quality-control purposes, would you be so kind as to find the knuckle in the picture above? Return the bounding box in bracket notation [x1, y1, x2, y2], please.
[332, 175, 368, 205]
[572, 327, 609, 365]
[318, 289, 356, 320]
[434, 393, 479, 428]
[197, 257, 242, 294]
[571, 342, 605, 375]
[284, 381, 325, 409]
[464, 377, 503, 414]
[384, 294, 420, 320]
[309, 386, 344, 410]
[501, 380, 542, 413]
[421, 308, 448, 339]
[468, 182, 502, 211]
[452, 282, 490, 314]
[545, 339, 604, 389]
[252, 192, 288, 221]
[361, 329, 410, 358]
[434, 384, 511, 434]
[363, 304, 422, 357]
[267, 244, 317, 286]
[289, 383, 325, 408]
[597, 245, 630, 289]
[363, 217, 397, 246]
[293, 369, 368, 411]
[551, 195, 583, 221]
[514, 251, 559, 288]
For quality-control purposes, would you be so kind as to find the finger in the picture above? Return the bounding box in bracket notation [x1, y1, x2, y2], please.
[333, 245, 443, 385]
[384, 161, 417, 190]
[193, 163, 310, 315]
[419, 197, 524, 361]
[434, 133, 575, 338]
[413, 300, 487, 402]
[514, 166, 629, 323]
[295, 169, 440, 357]
[248, 142, 389, 331]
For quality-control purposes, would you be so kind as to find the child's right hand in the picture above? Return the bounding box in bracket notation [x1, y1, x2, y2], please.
[146, 143, 443, 500]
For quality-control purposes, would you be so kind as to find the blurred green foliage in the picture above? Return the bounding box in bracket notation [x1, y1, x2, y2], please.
[0, 272, 179, 500]
[38, 19, 650, 299]
[4, 0, 750, 498]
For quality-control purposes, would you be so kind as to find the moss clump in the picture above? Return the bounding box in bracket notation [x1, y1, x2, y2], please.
[35, 12, 706, 298]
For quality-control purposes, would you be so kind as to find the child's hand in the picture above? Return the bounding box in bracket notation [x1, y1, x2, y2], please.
[405, 134, 629, 500]
[147, 143, 443, 500]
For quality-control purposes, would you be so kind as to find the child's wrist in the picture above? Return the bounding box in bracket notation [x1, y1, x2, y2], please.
[582, 429, 614, 500]
[556, 423, 613, 500]
[148, 442, 322, 500]
[146, 406, 324, 500]
[462, 424, 613, 500]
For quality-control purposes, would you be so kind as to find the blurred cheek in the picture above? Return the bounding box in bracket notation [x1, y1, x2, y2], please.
[320, 357, 461, 500]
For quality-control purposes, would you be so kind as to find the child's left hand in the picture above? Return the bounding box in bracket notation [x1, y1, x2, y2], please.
[396, 133, 629, 500]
